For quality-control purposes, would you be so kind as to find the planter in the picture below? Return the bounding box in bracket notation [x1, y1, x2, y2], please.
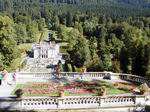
[102, 90, 106, 96]
[59, 91, 65, 97]
[97, 86, 106, 96]
[98, 90, 106, 96]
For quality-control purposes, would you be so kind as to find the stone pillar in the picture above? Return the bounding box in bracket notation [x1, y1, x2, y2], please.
[57, 98, 64, 108]
[135, 95, 146, 105]
[100, 97, 105, 106]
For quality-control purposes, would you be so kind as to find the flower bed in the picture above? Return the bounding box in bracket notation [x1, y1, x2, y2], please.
[113, 82, 137, 92]
[12, 80, 138, 97]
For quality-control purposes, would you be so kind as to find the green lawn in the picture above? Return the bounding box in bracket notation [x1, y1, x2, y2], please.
[39, 28, 49, 42]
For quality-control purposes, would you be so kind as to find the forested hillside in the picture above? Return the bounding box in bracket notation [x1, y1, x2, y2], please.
[22, 0, 150, 6]
[0, 0, 150, 17]
[0, 0, 150, 78]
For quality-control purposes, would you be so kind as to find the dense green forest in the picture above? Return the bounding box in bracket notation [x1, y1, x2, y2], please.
[0, 0, 150, 78]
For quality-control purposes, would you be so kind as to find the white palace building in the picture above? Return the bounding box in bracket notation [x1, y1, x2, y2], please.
[31, 42, 64, 66]
[33, 42, 60, 59]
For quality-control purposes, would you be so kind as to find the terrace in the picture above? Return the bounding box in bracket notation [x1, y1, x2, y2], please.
[0, 72, 150, 111]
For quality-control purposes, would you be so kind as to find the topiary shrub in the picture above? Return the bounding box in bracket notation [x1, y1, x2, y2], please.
[97, 86, 106, 96]
[15, 89, 24, 98]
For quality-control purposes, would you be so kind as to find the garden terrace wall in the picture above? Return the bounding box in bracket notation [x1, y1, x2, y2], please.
[18, 72, 52, 79]
[118, 74, 150, 87]
[61, 72, 107, 79]
[18, 72, 109, 79]
[18, 72, 150, 86]
[0, 95, 146, 110]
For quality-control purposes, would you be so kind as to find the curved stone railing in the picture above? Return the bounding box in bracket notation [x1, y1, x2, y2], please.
[17, 72, 150, 87]
[118, 73, 150, 87]
[17, 71, 150, 85]
[18, 72, 150, 86]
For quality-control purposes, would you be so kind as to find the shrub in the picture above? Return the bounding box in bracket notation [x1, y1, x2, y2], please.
[15, 89, 24, 98]
[113, 83, 119, 86]
[145, 105, 150, 112]
[97, 86, 106, 96]
[117, 87, 130, 92]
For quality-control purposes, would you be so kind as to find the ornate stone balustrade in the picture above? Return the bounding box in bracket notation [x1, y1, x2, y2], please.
[101, 96, 135, 106]
[17, 72, 110, 79]
[61, 72, 107, 79]
[0, 95, 145, 110]
[21, 97, 58, 109]
[118, 74, 150, 86]
[17, 72, 150, 87]
[17, 72, 52, 79]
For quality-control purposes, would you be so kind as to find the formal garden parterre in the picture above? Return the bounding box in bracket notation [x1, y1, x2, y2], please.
[12, 79, 139, 97]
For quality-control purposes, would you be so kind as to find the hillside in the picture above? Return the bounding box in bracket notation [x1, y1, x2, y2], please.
[0, 0, 149, 18]
[6, 0, 150, 7]
[37, 0, 150, 7]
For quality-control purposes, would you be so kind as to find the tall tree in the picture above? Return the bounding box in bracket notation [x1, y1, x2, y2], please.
[66, 11, 73, 27]
[0, 16, 19, 70]
[97, 37, 112, 71]
[69, 37, 91, 68]
[120, 47, 131, 73]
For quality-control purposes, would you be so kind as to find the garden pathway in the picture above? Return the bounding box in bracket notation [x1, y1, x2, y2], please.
[0, 84, 16, 97]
